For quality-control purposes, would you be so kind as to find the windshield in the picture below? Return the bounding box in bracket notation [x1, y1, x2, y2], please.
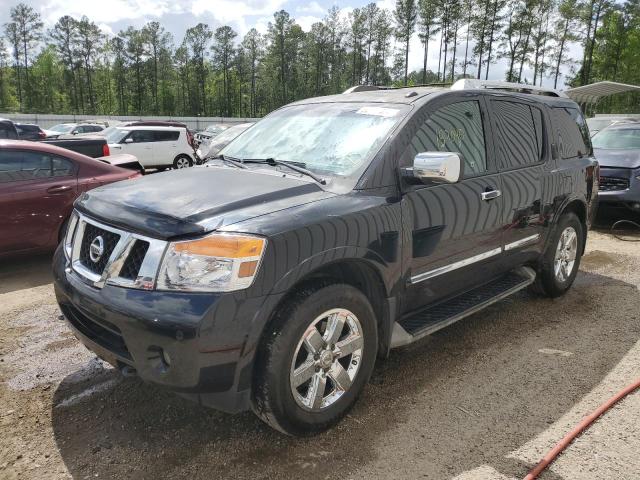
[221, 103, 409, 176]
[592, 127, 640, 150]
[49, 124, 74, 133]
[105, 128, 130, 144]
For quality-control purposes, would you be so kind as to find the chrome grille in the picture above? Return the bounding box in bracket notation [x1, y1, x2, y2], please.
[79, 224, 120, 275]
[66, 212, 167, 290]
[599, 176, 629, 192]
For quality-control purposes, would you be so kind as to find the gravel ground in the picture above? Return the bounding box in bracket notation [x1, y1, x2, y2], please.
[0, 226, 639, 480]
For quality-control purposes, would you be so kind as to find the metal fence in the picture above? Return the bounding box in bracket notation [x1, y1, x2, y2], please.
[0, 113, 259, 130]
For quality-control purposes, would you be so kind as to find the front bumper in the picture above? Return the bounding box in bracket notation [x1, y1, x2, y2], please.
[53, 246, 270, 413]
[598, 167, 640, 212]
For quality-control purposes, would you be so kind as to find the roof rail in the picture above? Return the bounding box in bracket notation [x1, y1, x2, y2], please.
[451, 79, 567, 98]
[342, 83, 448, 94]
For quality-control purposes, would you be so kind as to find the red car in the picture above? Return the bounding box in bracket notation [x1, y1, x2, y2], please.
[0, 140, 140, 257]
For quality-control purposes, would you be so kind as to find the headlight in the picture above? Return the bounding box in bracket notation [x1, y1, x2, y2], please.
[157, 233, 266, 292]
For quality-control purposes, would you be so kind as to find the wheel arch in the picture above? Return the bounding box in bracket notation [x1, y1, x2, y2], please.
[244, 250, 396, 392]
[558, 198, 588, 254]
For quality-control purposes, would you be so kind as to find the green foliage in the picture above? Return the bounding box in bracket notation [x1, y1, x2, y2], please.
[0, 0, 638, 116]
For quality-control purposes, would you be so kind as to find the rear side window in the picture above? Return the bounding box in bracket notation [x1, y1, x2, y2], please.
[128, 130, 155, 143]
[154, 130, 180, 141]
[492, 101, 544, 169]
[551, 107, 590, 159]
[0, 150, 74, 183]
[410, 100, 488, 177]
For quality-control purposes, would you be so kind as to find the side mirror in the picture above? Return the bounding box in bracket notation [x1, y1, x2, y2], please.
[71, 131, 78, 135]
[402, 152, 463, 185]
[124, 138, 134, 144]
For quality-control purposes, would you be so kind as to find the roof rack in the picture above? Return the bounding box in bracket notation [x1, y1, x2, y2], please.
[450, 79, 567, 97]
[342, 83, 449, 94]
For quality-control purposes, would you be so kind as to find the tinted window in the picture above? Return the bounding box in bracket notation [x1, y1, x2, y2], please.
[0, 150, 74, 183]
[0, 122, 18, 139]
[551, 107, 590, 159]
[492, 101, 541, 169]
[409, 100, 487, 177]
[86, 125, 103, 132]
[154, 130, 180, 141]
[128, 130, 155, 143]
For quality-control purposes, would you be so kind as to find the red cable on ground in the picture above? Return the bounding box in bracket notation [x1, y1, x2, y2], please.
[524, 378, 640, 480]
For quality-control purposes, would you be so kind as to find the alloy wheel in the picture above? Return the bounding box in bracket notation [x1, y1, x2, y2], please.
[554, 226, 578, 282]
[289, 308, 364, 411]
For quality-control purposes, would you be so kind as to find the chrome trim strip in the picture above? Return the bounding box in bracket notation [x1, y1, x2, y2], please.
[410, 247, 503, 284]
[504, 234, 540, 251]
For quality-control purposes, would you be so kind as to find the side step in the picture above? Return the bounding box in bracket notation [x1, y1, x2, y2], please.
[391, 266, 536, 348]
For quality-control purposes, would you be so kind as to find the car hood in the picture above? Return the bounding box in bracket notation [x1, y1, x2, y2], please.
[594, 148, 640, 169]
[74, 166, 334, 239]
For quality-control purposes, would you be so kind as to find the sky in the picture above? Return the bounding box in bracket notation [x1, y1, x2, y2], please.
[0, 0, 582, 89]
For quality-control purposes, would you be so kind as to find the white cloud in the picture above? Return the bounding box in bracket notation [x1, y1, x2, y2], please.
[38, 0, 176, 26]
[297, 15, 322, 32]
[296, 1, 326, 16]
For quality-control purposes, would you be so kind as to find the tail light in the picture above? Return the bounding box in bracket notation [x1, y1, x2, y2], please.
[102, 144, 110, 157]
[38, 131, 46, 139]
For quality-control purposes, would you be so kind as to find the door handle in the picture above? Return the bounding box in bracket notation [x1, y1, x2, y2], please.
[47, 185, 72, 194]
[481, 189, 501, 201]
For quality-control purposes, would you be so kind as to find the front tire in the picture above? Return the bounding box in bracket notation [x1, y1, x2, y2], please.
[251, 283, 378, 436]
[173, 155, 192, 169]
[533, 212, 584, 297]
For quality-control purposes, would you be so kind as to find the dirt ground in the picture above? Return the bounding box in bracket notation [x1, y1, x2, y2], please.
[1, 224, 639, 479]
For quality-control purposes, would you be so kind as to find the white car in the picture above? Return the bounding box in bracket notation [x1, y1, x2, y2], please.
[105, 126, 195, 169]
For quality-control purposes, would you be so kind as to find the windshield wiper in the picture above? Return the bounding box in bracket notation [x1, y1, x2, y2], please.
[241, 158, 326, 185]
[207, 154, 247, 169]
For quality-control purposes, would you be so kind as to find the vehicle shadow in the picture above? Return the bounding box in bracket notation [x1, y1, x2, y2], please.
[51, 270, 639, 479]
[0, 253, 53, 294]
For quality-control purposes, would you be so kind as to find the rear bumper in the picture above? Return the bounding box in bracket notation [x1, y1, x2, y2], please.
[52, 246, 271, 413]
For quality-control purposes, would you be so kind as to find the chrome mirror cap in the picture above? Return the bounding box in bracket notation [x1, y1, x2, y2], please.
[409, 152, 463, 184]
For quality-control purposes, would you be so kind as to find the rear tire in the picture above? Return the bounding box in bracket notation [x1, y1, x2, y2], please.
[532, 213, 583, 297]
[173, 155, 192, 169]
[251, 282, 378, 436]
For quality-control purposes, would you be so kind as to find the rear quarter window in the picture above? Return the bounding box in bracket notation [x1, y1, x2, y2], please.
[551, 107, 591, 159]
[154, 131, 180, 141]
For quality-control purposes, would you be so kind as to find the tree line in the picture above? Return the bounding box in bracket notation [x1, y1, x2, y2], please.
[0, 0, 638, 118]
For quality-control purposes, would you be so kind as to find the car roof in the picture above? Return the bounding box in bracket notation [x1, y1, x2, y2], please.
[117, 126, 184, 131]
[289, 85, 579, 109]
[603, 122, 640, 131]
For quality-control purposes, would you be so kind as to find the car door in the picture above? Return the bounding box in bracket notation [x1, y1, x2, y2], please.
[488, 98, 550, 255]
[152, 130, 180, 166]
[121, 130, 155, 167]
[0, 149, 77, 253]
[401, 94, 505, 312]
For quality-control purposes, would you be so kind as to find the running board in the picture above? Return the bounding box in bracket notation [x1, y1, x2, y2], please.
[391, 266, 536, 348]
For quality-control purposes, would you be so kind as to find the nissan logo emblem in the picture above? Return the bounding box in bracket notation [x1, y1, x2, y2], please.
[89, 235, 105, 263]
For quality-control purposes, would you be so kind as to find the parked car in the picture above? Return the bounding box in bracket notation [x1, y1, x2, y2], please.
[44, 136, 144, 173]
[0, 140, 140, 257]
[45, 123, 105, 139]
[105, 126, 195, 169]
[15, 123, 47, 141]
[0, 118, 19, 139]
[587, 115, 640, 136]
[54, 81, 597, 435]
[76, 121, 195, 148]
[194, 124, 229, 145]
[593, 122, 640, 213]
[195, 123, 253, 162]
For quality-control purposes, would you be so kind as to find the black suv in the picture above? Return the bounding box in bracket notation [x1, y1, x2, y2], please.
[53, 82, 598, 435]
